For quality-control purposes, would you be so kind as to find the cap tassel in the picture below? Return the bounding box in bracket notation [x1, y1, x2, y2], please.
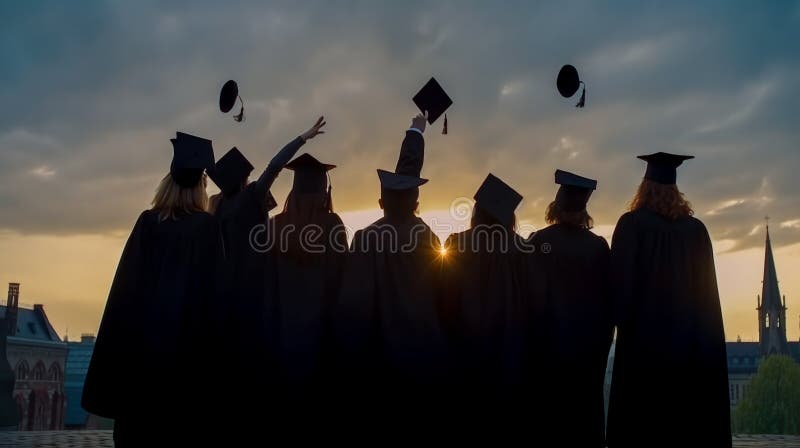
[442, 114, 448, 135]
[234, 95, 245, 122]
[576, 82, 586, 108]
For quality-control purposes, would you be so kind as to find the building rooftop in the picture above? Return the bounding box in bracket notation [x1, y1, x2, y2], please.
[725, 341, 800, 375]
[0, 304, 62, 342]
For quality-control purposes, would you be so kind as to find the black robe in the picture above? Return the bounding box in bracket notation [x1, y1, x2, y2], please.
[527, 224, 614, 447]
[82, 210, 223, 444]
[212, 137, 305, 435]
[213, 137, 306, 369]
[336, 216, 450, 431]
[606, 209, 731, 447]
[442, 228, 536, 435]
[270, 212, 346, 413]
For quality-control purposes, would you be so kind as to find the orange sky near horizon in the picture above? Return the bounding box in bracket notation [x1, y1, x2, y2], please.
[0, 206, 797, 344]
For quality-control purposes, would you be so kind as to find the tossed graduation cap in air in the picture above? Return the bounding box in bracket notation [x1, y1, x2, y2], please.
[285, 153, 336, 194]
[413, 77, 453, 134]
[554, 169, 597, 212]
[557, 65, 586, 108]
[473, 173, 523, 228]
[170, 132, 215, 188]
[219, 80, 245, 122]
[209, 147, 254, 196]
[638, 152, 694, 185]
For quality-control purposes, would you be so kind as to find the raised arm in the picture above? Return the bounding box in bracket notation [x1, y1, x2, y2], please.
[255, 116, 327, 194]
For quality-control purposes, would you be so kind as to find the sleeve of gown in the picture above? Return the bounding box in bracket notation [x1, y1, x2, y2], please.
[251, 136, 306, 215]
[610, 213, 638, 328]
[82, 212, 148, 418]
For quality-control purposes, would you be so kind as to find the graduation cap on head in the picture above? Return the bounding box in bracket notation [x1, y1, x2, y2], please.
[473, 173, 523, 228]
[413, 77, 453, 134]
[557, 65, 586, 108]
[285, 153, 336, 194]
[638, 152, 694, 185]
[554, 169, 597, 212]
[170, 132, 215, 188]
[209, 147, 254, 196]
[219, 80, 245, 122]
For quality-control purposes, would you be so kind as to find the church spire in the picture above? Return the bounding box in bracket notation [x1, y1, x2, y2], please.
[758, 218, 788, 355]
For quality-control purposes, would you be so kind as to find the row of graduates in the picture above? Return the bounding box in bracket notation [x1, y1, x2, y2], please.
[82, 113, 732, 447]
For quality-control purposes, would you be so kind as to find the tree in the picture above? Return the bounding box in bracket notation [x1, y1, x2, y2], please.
[734, 355, 800, 435]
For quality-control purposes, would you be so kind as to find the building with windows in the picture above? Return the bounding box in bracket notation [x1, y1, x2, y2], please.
[725, 226, 800, 410]
[0, 283, 68, 430]
[64, 334, 97, 429]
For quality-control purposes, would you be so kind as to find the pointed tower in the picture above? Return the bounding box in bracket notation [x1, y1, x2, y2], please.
[757, 221, 788, 356]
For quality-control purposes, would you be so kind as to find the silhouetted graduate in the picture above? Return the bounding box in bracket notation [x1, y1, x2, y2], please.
[82, 132, 222, 447]
[442, 174, 534, 434]
[270, 153, 346, 418]
[606, 153, 731, 448]
[336, 111, 449, 433]
[527, 169, 613, 447]
[207, 117, 325, 432]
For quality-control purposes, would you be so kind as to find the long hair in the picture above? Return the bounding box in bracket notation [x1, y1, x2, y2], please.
[273, 190, 344, 262]
[629, 179, 693, 220]
[545, 200, 594, 229]
[151, 173, 208, 221]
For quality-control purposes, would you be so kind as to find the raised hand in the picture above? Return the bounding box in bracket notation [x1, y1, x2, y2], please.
[301, 116, 327, 142]
[411, 111, 428, 133]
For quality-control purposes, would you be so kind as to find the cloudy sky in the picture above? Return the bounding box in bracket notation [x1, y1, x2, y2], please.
[1, 1, 799, 341]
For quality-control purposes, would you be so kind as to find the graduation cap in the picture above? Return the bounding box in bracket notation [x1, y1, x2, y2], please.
[557, 65, 586, 108]
[170, 132, 215, 188]
[209, 147, 254, 196]
[638, 152, 694, 185]
[413, 77, 453, 134]
[473, 173, 523, 228]
[554, 169, 597, 212]
[285, 153, 336, 194]
[219, 80, 245, 122]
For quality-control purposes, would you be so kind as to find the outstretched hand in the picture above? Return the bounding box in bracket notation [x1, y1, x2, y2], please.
[411, 111, 428, 133]
[301, 116, 326, 141]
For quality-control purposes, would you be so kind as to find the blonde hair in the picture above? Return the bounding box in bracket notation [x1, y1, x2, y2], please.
[151, 173, 208, 221]
[629, 179, 693, 220]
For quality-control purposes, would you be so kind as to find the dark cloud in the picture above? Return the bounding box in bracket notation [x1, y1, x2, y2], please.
[0, 1, 798, 250]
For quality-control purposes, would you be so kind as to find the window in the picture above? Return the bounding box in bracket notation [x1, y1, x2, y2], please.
[15, 361, 29, 380]
[735, 384, 740, 401]
[48, 363, 62, 382]
[730, 384, 735, 401]
[31, 362, 45, 381]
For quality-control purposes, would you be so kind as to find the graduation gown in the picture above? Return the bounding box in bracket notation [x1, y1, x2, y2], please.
[441, 229, 535, 433]
[270, 212, 346, 409]
[336, 217, 450, 427]
[82, 210, 223, 442]
[213, 137, 306, 368]
[606, 209, 731, 447]
[527, 224, 614, 447]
